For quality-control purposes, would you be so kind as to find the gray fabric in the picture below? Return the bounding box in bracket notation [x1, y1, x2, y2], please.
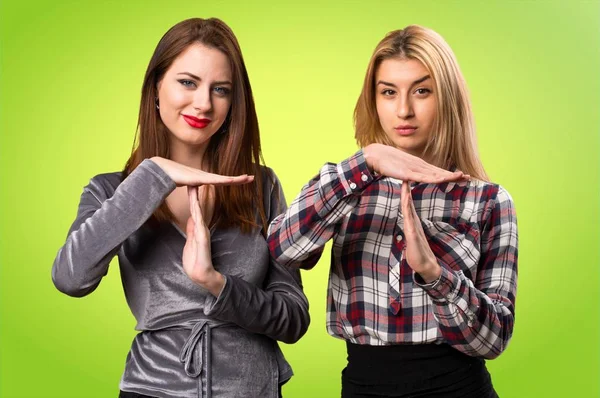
[52, 159, 310, 398]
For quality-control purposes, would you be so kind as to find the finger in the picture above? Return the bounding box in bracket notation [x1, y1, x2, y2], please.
[196, 185, 204, 217]
[410, 170, 463, 184]
[188, 186, 199, 224]
[196, 173, 255, 186]
[449, 171, 466, 181]
[192, 192, 205, 235]
[400, 179, 408, 211]
[404, 181, 421, 225]
[185, 216, 195, 239]
[407, 185, 420, 223]
[188, 185, 199, 204]
[399, 154, 465, 183]
[414, 161, 465, 179]
[406, 172, 436, 183]
[404, 181, 425, 242]
[185, 217, 198, 254]
[437, 171, 469, 183]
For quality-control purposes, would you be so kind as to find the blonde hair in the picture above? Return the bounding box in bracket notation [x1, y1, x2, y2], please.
[354, 25, 488, 181]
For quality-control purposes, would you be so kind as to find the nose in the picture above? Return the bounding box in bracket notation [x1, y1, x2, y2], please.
[192, 87, 212, 114]
[396, 95, 414, 119]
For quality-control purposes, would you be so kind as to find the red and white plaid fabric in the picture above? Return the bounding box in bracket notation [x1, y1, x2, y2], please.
[268, 150, 518, 359]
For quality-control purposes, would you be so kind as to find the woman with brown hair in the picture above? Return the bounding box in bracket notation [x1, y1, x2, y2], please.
[52, 18, 309, 398]
[268, 25, 517, 397]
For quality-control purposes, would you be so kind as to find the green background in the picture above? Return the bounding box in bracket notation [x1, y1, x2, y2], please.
[1, 1, 598, 397]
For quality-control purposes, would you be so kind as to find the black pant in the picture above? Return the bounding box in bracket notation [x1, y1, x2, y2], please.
[341, 342, 499, 398]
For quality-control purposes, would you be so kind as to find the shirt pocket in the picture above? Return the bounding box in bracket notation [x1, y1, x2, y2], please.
[420, 219, 481, 280]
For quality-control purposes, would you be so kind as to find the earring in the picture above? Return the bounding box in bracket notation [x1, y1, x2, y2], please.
[155, 97, 159, 110]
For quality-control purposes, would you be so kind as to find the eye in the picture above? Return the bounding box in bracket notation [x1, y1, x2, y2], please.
[380, 89, 396, 96]
[178, 79, 196, 88]
[213, 86, 231, 97]
[414, 88, 431, 96]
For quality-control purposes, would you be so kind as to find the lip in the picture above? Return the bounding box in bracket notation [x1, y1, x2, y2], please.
[394, 125, 417, 136]
[182, 114, 211, 129]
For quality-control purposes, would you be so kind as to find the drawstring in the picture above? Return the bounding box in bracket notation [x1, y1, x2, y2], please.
[179, 320, 213, 397]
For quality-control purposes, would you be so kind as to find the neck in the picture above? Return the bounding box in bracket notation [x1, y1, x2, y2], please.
[399, 147, 435, 166]
[168, 138, 209, 170]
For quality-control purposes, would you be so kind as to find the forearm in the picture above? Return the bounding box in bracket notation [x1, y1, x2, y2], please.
[417, 266, 515, 359]
[203, 266, 310, 343]
[51, 159, 176, 296]
[267, 150, 374, 269]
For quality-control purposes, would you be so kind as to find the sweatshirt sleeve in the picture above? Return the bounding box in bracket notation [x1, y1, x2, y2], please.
[203, 169, 310, 344]
[51, 159, 176, 297]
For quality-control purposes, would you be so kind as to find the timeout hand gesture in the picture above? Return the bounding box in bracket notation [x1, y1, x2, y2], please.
[364, 144, 469, 184]
[151, 156, 254, 187]
[182, 185, 225, 296]
[401, 180, 442, 283]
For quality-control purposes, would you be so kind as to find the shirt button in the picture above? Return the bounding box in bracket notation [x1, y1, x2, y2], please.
[361, 174, 368, 182]
[349, 182, 357, 190]
[396, 235, 403, 242]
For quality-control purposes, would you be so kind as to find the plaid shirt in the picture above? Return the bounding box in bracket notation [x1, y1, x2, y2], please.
[267, 150, 518, 359]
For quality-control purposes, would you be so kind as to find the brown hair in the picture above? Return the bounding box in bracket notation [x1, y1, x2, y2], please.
[123, 18, 270, 234]
[354, 25, 488, 181]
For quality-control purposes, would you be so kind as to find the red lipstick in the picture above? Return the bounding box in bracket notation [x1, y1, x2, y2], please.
[183, 114, 211, 129]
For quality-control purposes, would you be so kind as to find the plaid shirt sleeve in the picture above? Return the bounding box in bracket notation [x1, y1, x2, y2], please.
[267, 150, 375, 269]
[415, 185, 518, 359]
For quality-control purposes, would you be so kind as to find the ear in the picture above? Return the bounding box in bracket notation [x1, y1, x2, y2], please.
[156, 77, 164, 97]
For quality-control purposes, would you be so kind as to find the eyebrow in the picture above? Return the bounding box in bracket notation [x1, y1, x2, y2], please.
[377, 75, 431, 88]
[176, 72, 232, 85]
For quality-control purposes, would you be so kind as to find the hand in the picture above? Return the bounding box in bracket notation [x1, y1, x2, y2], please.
[363, 143, 469, 184]
[151, 156, 254, 187]
[182, 185, 225, 296]
[401, 180, 442, 283]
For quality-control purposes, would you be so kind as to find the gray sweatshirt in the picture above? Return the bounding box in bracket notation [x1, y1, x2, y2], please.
[51, 159, 310, 398]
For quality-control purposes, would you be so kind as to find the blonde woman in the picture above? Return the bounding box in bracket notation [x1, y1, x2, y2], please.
[268, 25, 517, 397]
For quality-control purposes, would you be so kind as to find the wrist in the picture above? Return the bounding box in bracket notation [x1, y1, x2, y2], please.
[150, 156, 165, 167]
[418, 262, 442, 284]
[195, 270, 225, 297]
[149, 156, 178, 184]
[363, 144, 380, 173]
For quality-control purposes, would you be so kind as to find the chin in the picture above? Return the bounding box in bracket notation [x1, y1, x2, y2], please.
[172, 133, 212, 147]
